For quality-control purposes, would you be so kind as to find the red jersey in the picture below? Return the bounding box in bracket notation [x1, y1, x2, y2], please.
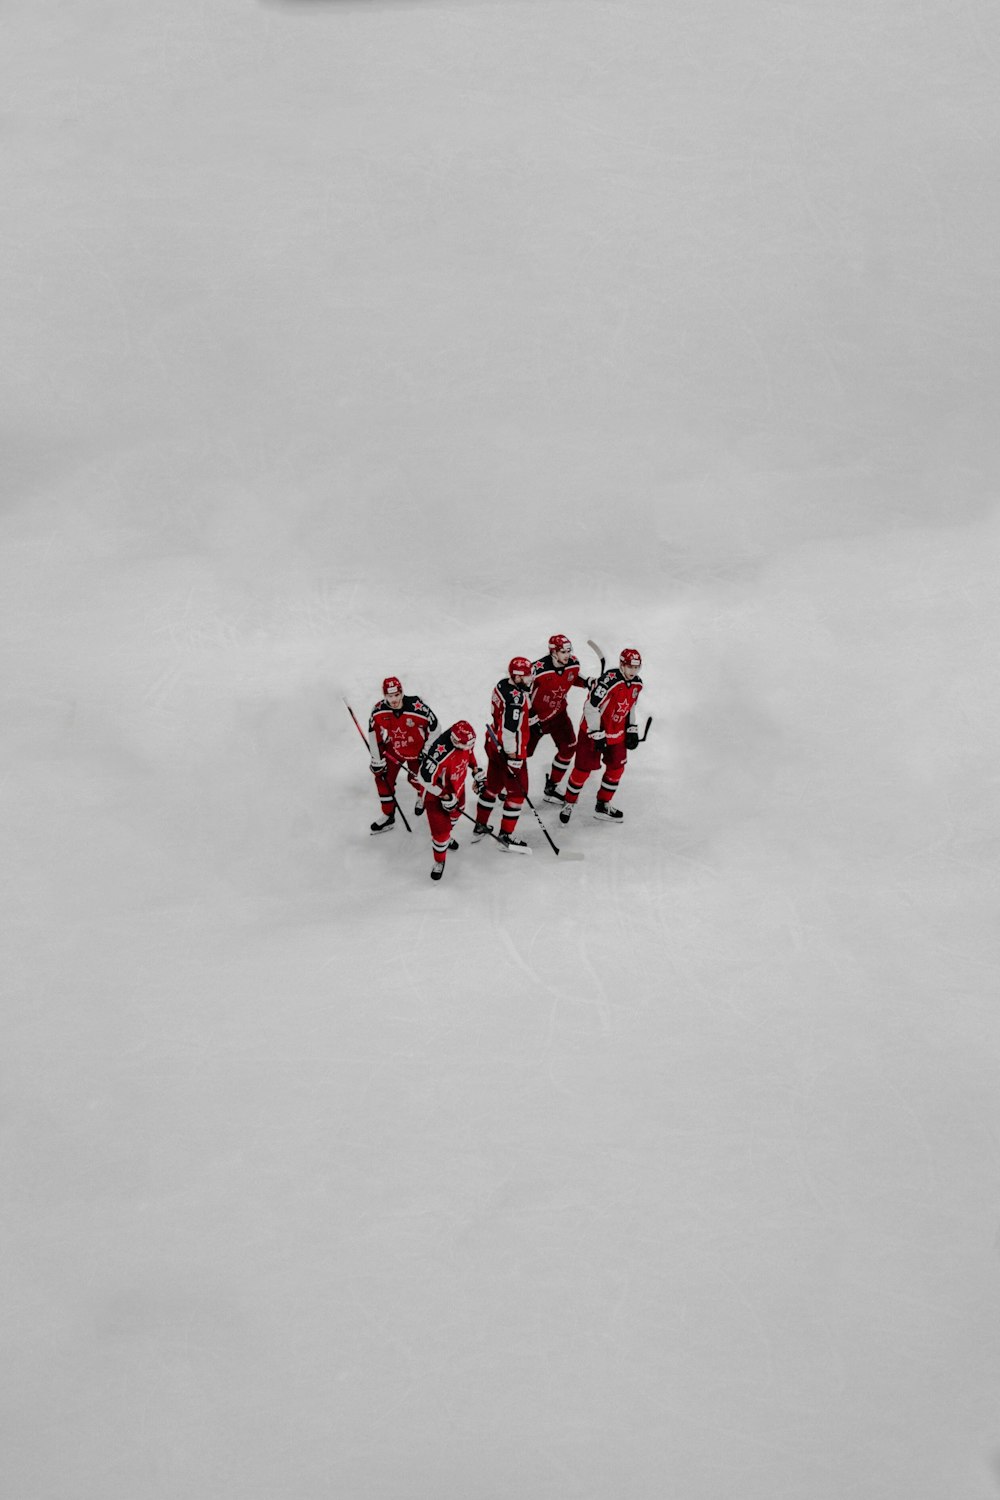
[486, 677, 531, 759]
[583, 668, 643, 744]
[529, 652, 590, 725]
[368, 693, 438, 764]
[417, 727, 479, 799]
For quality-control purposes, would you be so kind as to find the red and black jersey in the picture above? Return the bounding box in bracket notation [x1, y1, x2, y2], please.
[486, 677, 531, 759]
[417, 727, 479, 799]
[583, 668, 643, 743]
[529, 652, 590, 725]
[368, 694, 438, 765]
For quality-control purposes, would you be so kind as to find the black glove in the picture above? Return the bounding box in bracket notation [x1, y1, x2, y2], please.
[440, 791, 457, 812]
[472, 768, 486, 793]
[590, 729, 606, 746]
[625, 728, 639, 750]
[370, 760, 386, 777]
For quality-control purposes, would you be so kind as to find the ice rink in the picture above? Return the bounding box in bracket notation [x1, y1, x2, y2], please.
[3, 1, 1000, 1496]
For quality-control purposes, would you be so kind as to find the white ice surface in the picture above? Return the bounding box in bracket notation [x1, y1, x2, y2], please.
[3, 2, 1000, 1496]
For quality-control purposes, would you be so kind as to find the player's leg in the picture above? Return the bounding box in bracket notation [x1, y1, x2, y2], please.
[499, 758, 529, 844]
[559, 730, 600, 823]
[545, 710, 576, 800]
[426, 796, 453, 878]
[594, 741, 627, 820]
[473, 740, 503, 837]
[371, 760, 398, 832]
[406, 757, 426, 816]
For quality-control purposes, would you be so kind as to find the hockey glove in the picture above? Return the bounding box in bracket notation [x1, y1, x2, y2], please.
[590, 729, 606, 746]
[440, 791, 458, 812]
[472, 768, 487, 793]
[625, 729, 640, 751]
[507, 758, 523, 772]
[370, 760, 386, 777]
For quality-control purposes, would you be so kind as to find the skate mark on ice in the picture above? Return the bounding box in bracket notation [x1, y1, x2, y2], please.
[497, 928, 578, 1093]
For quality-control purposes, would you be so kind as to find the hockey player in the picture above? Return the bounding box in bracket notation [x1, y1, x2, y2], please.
[559, 647, 644, 824]
[526, 633, 592, 803]
[367, 676, 438, 834]
[416, 720, 484, 881]
[472, 657, 533, 853]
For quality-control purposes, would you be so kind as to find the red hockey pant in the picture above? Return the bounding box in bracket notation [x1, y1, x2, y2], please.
[563, 734, 627, 807]
[475, 740, 528, 836]
[527, 709, 577, 785]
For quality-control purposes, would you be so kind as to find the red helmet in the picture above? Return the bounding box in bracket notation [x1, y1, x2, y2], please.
[619, 648, 642, 670]
[450, 720, 476, 750]
[382, 676, 403, 697]
[548, 634, 572, 654]
[508, 656, 532, 682]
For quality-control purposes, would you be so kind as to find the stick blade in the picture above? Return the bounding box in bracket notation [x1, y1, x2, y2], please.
[586, 638, 606, 672]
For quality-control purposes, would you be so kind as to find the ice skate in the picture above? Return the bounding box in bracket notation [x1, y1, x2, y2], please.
[497, 832, 531, 854]
[593, 801, 623, 822]
[370, 814, 396, 835]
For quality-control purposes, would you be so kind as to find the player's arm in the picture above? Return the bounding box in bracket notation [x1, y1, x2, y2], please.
[501, 686, 524, 758]
[417, 747, 449, 799]
[624, 682, 643, 748]
[583, 674, 610, 739]
[527, 662, 546, 724]
[412, 698, 438, 734]
[570, 661, 594, 694]
[367, 709, 387, 770]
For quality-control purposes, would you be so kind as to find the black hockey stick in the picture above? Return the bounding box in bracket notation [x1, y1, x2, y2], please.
[586, 638, 606, 674]
[343, 698, 412, 832]
[523, 793, 563, 856]
[626, 716, 653, 749]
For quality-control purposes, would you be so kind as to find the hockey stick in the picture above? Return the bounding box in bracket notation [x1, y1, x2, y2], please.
[523, 793, 563, 856]
[342, 698, 412, 832]
[587, 638, 606, 674]
[638, 715, 652, 743]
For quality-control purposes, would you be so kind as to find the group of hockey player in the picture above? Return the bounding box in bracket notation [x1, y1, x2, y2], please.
[350, 636, 645, 883]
